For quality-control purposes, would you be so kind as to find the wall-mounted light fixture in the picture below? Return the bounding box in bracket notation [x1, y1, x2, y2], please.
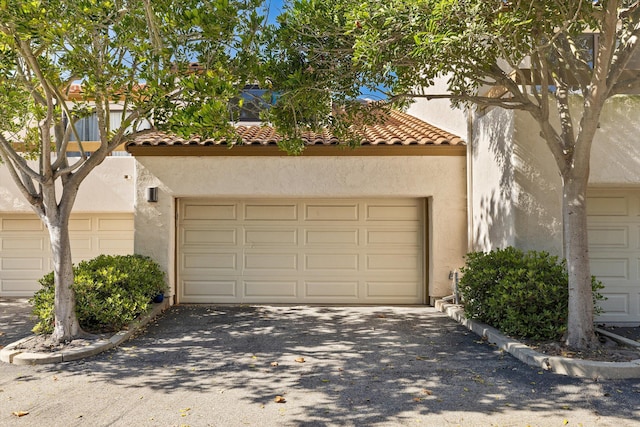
[146, 187, 158, 203]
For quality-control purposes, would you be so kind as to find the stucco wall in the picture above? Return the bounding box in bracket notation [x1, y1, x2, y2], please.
[406, 77, 469, 138]
[469, 107, 517, 252]
[589, 96, 640, 185]
[470, 95, 640, 255]
[0, 157, 135, 213]
[134, 155, 468, 302]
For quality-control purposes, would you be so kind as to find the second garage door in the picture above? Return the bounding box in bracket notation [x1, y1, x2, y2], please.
[0, 213, 134, 297]
[588, 189, 640, 323]
[178, 198, 425, 304]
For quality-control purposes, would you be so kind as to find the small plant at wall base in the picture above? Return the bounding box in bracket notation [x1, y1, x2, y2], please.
[31, 255, 167, 335]
[458, 247, 605, 342]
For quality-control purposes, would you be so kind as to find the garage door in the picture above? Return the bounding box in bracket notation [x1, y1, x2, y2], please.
[0, 213, 134, 297]
[178, 199, 425, 304]
[588, 189, 640, 323]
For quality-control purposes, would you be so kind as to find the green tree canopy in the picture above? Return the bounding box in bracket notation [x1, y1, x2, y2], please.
[268, 0, 640, 349]
[0, 0, 264, 343]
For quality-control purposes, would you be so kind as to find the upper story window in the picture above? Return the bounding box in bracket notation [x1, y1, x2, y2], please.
[231, 85, 277, 122]
[65, 111, 150, 157]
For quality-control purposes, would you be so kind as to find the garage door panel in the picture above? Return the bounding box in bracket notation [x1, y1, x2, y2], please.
[183, 280, 236, 298]
[2, 237, 45, 250]
[588, 196, 629, 216]
[304, 229, 359, 245]
[98, 218, 135, 231]
[304, 253, 359, 271]
[366, 204, 421, 221]
[178, 198, 424, 304]
[590, 258, 629, 279]
[367, 253, 419, 270]
[589, 226, 629, 248]
[244, 252, 298, 270]
[244, 228, 297, 245]
[70, 237, 93, 251]
[183, 228, 237, 245]
[2, 257, 44, 271]
[244, 280, 297, 297]
[599, 293, 631, 315]
[245, 204, 297, 220]
[69, 218, 93, 231]
[305, 281, 359, 298]
[183, 252, 237, 270]
[184, 203, 237, 220]
[98, 237, 135, 252]
[305, 204, 359, 221]
[1, 279, 41, 293]
[367, 230, 420, 245]
[366, 281, 420, 299]
[1, 218, 43, 231]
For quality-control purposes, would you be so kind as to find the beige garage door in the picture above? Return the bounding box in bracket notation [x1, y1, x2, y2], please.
[0, 213, 134, 297]
[588, 189, 640, 323]
[178, 199, 425, 304]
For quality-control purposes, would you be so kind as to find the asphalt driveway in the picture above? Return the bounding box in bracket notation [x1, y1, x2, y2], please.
[1, 303, 640, 426]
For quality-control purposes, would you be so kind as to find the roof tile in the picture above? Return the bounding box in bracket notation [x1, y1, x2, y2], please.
[127, 109, 464, 149]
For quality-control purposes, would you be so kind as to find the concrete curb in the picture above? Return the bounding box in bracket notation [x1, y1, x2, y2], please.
[435, 299, 640, 380]
[0, 300, 169, 365]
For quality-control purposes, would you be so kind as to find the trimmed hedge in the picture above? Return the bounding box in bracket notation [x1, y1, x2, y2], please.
[458, 247, 604, 341]
[31, 254, 167, 335]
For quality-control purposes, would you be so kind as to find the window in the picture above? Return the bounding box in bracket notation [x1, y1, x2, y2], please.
[230, 85, 277, 122]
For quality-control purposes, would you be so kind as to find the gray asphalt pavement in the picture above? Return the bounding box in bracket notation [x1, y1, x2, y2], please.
[1, 303, 640, 426]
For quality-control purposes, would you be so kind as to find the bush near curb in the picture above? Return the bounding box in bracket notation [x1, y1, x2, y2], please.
[459, 247, 604, 341]
[31, 254, 167, 335]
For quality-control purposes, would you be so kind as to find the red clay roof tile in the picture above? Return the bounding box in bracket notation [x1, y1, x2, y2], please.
[126, 109, 464, 150]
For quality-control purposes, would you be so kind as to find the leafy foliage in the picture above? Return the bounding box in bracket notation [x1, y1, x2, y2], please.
[269, 0, 640, 348]
[459, 247, 604, 341]
[31, 255, 167, 335]
[0, 0, 264, 342]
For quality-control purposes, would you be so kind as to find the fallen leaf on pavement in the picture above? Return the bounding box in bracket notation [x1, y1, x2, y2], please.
[295, 357, 305, 363]
[12, 411, 29, 417]
[274, 396, 286, 403]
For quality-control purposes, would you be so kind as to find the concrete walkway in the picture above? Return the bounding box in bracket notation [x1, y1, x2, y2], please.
[1, 304, 639, 426]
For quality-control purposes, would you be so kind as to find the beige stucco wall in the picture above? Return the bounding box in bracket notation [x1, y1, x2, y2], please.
[133, 155, 468, 302]
[406, 78, 469, 138]
[0, 157, 135, 213]
[470, 95, 640, 255]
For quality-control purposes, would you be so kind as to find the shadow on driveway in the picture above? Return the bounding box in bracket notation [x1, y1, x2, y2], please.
[0, 298, 35, 348]
[6, 304, 634, 426]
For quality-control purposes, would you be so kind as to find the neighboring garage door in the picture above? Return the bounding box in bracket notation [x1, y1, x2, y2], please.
[178, 198, 425, 304]
[588, 189, 640, 323]
[0, 213, 134, 297]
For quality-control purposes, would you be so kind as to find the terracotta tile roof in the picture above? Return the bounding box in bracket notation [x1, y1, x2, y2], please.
[127, 110, 465, 150]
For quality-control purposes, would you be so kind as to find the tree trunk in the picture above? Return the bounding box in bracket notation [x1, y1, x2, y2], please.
[47, 218, 83, 343]
[562, 175, 598, 349]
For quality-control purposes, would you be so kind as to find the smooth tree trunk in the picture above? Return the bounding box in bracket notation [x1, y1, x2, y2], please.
[562, 174, 598, 349]
[46, 217, 83, 343]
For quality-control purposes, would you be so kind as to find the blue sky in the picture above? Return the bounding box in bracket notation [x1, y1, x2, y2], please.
[264, 0, 285, 25]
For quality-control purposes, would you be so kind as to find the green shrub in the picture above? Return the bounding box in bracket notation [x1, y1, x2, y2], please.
[31, 254, 167, 335]
[458, 247, 604, 341]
